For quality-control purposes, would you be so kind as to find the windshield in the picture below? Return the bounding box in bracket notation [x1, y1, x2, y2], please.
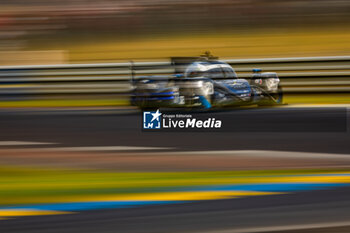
[222, 67, 238, 79]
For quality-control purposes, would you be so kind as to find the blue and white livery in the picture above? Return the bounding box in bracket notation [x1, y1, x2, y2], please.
[131, 56, 283, 110]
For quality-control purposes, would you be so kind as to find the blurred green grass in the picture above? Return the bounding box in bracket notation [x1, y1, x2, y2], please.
[0, 166, 349, 206]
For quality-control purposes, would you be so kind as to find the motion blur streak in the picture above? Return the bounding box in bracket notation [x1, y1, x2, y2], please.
[1, 56, 350, 107]
[0, 210, 69, 218]
[0, 0, 349, 232]
[0, 0, 349, 64]
[1, 170, 350, 219]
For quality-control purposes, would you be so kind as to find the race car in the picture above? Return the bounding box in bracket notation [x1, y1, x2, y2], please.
[131, 55, 283, 110]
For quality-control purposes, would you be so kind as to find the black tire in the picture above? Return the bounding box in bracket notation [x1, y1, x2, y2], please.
[258, 85, 283, 106]
[270, 85, 283, 104]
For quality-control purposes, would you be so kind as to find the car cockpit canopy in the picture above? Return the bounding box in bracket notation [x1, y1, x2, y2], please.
[184, 61, 238, 79]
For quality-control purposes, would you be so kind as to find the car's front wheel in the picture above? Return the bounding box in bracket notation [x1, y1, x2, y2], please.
[258, 84, 283, 106]
[270, 85, 283, 104]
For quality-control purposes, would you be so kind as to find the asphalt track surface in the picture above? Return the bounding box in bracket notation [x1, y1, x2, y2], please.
[0, 106, 349, 154]
[1, 187, 350, 233]
[0, 106, 350, 233]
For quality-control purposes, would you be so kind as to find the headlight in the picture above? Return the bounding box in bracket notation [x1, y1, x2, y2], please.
[137, 81, 160, 89]
[266, 78, 279, 91]
[203, 82, 214, 95]
[178, 81, 204, 88]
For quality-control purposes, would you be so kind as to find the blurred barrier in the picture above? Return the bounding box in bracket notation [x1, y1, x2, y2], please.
[0, 51, 66, 66]
[0, 56, 350, 97]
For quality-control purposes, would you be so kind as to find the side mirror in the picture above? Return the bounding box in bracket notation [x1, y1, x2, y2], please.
[252, 68, 262, 73]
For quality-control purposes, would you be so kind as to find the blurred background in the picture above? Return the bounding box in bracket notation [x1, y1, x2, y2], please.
[1, 0, 350, 64]
[0, 0, 349, 107]
[0, 2, 350, 232]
